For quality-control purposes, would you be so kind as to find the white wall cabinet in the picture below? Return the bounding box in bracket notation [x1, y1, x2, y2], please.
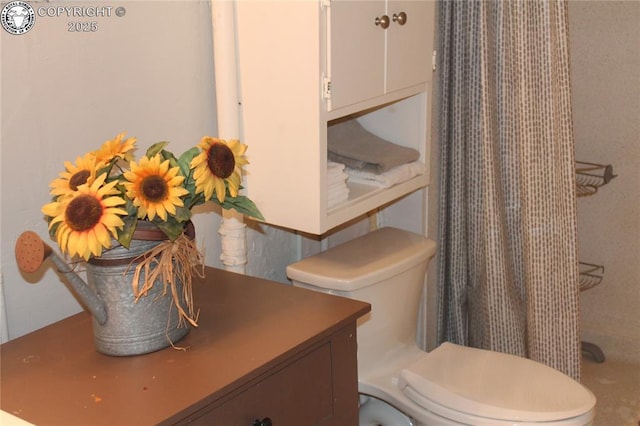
[235, 0, 435, 235]
[329, 0, 433, 110]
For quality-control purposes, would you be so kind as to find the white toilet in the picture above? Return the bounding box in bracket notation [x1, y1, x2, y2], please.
[287, 227, 596, 426]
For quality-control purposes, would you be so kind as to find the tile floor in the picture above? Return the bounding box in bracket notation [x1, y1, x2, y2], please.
[581, 355, 640, 426]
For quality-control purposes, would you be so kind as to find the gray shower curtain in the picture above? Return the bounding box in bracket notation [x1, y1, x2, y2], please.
[436, 0, 581, 379]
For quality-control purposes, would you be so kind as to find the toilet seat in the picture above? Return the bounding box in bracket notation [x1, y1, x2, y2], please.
[398, 342, 596, 424]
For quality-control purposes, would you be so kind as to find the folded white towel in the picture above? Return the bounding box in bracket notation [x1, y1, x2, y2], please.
[346, 161, 426, 188]
[328, 170, 348, 182]
[328, 186, 350, 208]
[328, 183, 348, 197]
[327, 161, 346, 173]
[327, 161, 350, 209]
[327, 162, 348, 184]
[328, 181, 347, 193]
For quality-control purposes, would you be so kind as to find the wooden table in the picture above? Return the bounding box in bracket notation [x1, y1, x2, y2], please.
[1, 267, 370, 425]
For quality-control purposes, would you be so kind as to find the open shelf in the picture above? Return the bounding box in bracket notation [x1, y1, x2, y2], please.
[326, 173, 428, 230]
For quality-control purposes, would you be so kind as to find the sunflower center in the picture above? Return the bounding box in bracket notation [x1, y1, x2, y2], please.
[207, 142, 235, 179]
[69, 170, 91, 191]
[65, 195, 103, 232]
[141, 175, 168, 202]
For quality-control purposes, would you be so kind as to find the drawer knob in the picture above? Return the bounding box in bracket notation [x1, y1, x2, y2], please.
[253, 417, 273, 426]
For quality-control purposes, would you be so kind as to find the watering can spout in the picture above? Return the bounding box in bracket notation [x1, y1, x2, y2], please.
[15, 231, 108, 325]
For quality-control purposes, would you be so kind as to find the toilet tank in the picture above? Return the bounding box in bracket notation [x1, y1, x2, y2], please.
[287, 227, 436, 373]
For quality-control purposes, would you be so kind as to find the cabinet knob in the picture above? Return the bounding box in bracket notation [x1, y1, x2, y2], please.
[253, 418, 273, 426]
[393, 12, 407, 25]
[374, 15, 390, 29]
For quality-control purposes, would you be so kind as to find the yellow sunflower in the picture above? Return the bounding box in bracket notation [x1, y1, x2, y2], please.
[190, 137, 248, 203]
[123, 154, 189, 221]
[93, 132, 137, 163]
[41, 174, 127, 261]
[49, 153, 102, 198]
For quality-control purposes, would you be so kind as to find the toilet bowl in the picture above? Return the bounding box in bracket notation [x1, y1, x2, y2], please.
[286, 227, 596, 426]
[359, 394, 415, 426]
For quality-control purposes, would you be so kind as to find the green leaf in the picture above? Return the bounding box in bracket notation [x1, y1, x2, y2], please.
[123, 197, 137, 216]
[183, 179, 198, 196]
[160, 149, 179, 169]
[173, 205, 193, 223]
[48, 221, 60, 240]
[153, 219, 184, 241]
[146, 141, 170, 158]
[96, 162, 113, 178]
[217, 196, 265, 221]
[184, 192, 205, 210]
[117, 216, 137, 248]
[178, 147, 200, 177]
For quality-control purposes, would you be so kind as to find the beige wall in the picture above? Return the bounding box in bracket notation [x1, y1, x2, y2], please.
[1, 1, 221, 340]
[569, 0, 640, 362]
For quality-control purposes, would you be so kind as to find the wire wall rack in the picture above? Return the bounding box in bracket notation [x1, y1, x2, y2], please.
[579, 261, 607, 362]
[575, 159, 613, 293]
[575, 161, 617, 197]
[575, 160, 615, 363]
[579, 262, 604, 292]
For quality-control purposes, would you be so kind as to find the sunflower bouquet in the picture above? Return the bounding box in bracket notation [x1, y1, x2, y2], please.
[42, 132, 263, 260]
[41, 133, 263, 328]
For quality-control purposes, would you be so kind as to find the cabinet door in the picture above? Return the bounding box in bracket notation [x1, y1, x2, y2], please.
[329, 0, 433, 111]
[386, 0, 434, 93]
[329, 0, 385, 110]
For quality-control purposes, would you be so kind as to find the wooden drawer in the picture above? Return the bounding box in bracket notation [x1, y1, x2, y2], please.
[177, 323, 359, 426]
[187, 342, 333, 425]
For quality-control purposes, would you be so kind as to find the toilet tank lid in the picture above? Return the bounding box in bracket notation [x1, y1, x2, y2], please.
[286, 227, 436, 292]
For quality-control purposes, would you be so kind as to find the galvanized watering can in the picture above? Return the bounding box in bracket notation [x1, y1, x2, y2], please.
[14, 226, 190, 356]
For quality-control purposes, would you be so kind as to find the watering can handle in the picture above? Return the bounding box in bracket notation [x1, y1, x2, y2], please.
[15, 231, 108, 325]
